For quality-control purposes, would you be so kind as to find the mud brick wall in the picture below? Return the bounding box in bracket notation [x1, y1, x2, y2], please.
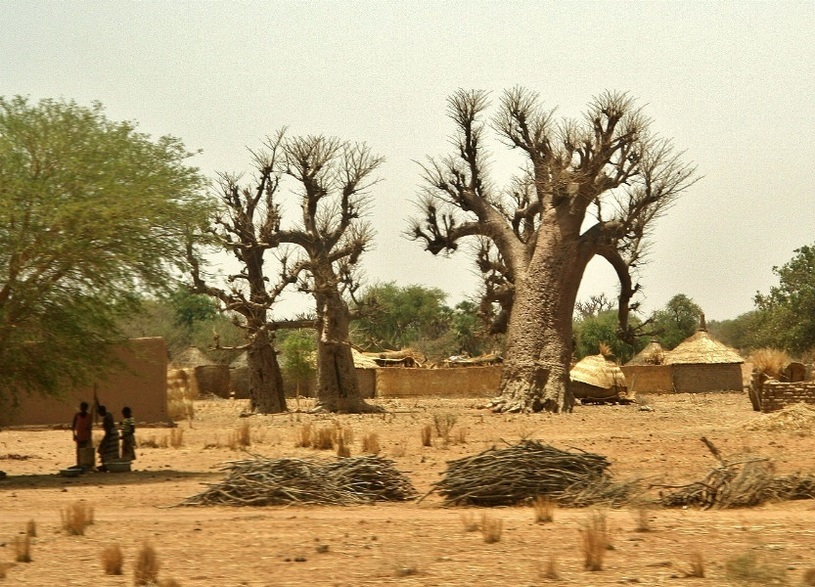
[375, 365, 502, 398]
[2, 337, 169, 426]
[621, 365, 674, 394]
[760, 380, 815, 413]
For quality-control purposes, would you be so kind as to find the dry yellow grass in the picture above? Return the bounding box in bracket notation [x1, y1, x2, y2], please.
[684, 551, 705, 578]
[540, 555, 559, 580]
[14, 535, 31, 563]
[633, 506, 652, 532]
[580, 510, 609, 571]
[420, 424, 432, 447]
[336, 434, 351, 458]
[532, 496, 555, 523]
[480, 513, 503, 544]
[361, 432, 381, 455]
[134, 542, 160, 585]
[168, 428, 184, 449]
[101, 543, 124, 575]
[313, 425, 336, 450]
[295, 423, 313, 447]
[748, 348, 792, 378]
[61, 501, 94, 536]
[460, 512, 479, 532]
[26, 519, 36, 537]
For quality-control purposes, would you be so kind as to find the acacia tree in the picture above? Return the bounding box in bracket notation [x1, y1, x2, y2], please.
[189, 132, 382, 414]
[0, 96, 208, 405]
[410, 89, 696, 412]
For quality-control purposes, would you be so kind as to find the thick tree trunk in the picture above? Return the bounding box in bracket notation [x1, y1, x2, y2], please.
[490, 236, 584, 413]
[246, 330, 286, 414]
[312, 292, 375, 413]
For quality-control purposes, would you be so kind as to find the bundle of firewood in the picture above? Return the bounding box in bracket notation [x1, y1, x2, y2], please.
[431, 440, 635, 507]
[658, 437, 815, 509]
[180, 455, 416, 506]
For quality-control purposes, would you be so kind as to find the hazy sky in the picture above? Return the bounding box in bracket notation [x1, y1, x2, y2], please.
[3, 1, 814, 321]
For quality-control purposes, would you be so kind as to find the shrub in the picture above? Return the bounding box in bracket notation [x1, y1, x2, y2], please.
[580, 511, 609, 571]
[61, 501, 94, 536]
[101, 543, 124, 575]
[480, 513, 503, 544]
[134, 542, 160, 585]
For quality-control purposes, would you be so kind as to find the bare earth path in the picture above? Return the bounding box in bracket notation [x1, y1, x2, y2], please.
[2, 393, 815, 586]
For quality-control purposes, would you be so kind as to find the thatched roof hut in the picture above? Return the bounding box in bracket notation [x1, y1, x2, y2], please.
[169, 346, 215, 369]
[665, 329, 744, 393]
[170, 346, 229, 398]
[569, 354, 627, 401]
[626, 341, 667, 366]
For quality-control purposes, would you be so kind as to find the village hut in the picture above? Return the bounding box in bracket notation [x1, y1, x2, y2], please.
[569, 354, 628, 402]
[170, 346, 230, 398]
[621, 340, 674, 394]
[664, 329, 744, 393]
[229, 352, 250, 399]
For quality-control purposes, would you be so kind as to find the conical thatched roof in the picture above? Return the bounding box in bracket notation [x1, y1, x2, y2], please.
[170, 346, 215, 368]
[665, 330, 743, 365]
[626, 340, 667, 366]
[570, 354, 627, 390]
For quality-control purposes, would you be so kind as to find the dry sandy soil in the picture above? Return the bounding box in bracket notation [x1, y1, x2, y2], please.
[2, 392, 815, 586]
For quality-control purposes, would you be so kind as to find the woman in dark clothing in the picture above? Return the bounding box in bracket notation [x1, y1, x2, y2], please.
[120, 406, 136, 462]
[96, 405, 119, 471]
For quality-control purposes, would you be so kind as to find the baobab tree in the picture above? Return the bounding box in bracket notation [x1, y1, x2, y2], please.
[410, 88, 697, 413]
[282, 135, 383, 413]
[187, 132, 304, 414]
[189, 131, 383, 414]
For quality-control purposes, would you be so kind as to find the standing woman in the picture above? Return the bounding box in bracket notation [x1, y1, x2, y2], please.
[120, 406, 136, 462]
[96, 405, 119, 472]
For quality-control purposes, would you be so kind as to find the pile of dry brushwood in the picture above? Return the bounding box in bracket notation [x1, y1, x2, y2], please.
[180, 455, 416, 506]
[429, 440, 636, 507]
[658, 437, 815, 509]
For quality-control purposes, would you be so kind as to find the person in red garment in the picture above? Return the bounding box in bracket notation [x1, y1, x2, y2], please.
[71, 401, 93, 469]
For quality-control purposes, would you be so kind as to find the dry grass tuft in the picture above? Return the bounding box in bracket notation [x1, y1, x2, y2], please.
[134, 542, 160, 586]
[683, 551, 705, 578]
[433, 412, 458, 445]
[480, 513, 503, 544]
[139, 435, 160, 449]
[580, 510, 609, 571]
[228, 422, 251, 450]
[295, 423, 313, 448]
[26, 519, 36, 537]
[633, 506, 652, 532]
[14, 535, 31, 563]
[802, 568, 815, 586]
[61, 501, 95, 536]
[540, 555, 560, 580]
[749, 348, 792, 378]
[158, 579, 182, 587]
[533, 496, 555, 523]
[460, 512, 480, 532]
[168, 428, 184, 449]
[454, 426, 468, 445]
[420, 424, 433, 447]
[724, 550, 786, 585]
[361, 432, 381, 455]
[336, 434, 351, 458]
[101, 543, 124, 575]
[313, 425, 337, 450]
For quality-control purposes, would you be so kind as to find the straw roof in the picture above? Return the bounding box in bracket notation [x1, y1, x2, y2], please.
[170, 346, 215, 368]
[626, 340, 667, 366]
[231, 348, 379, 369]
[665, 330, 743, 365]
[570, 354, 627, 390]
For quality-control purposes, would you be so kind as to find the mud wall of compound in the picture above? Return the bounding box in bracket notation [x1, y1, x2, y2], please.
[759, 380, 815, 413]
[230, 369, 374, 400]
[621, 365, 674, 394]
[2, 338, 169, 427]
[671, 364, 744, 393]
[375, 366, 502, 398]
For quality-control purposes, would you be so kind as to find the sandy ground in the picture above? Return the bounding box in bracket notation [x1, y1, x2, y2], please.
[2, 392, 815, 586]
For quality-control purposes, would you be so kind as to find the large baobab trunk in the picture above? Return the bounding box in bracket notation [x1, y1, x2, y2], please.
[491, 237, 584, 413]
[313, 292, 370, 413]
[246, 330, 286, 414]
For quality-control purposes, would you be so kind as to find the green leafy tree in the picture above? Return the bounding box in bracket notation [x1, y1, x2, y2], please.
[574, 309, 644, 362]
[753, 244, 815, 354]
[353, 282, 449, 351]
[0, 96, 208, 404]
[649, 294, 703, 350]
[280, 329, 316, 398]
